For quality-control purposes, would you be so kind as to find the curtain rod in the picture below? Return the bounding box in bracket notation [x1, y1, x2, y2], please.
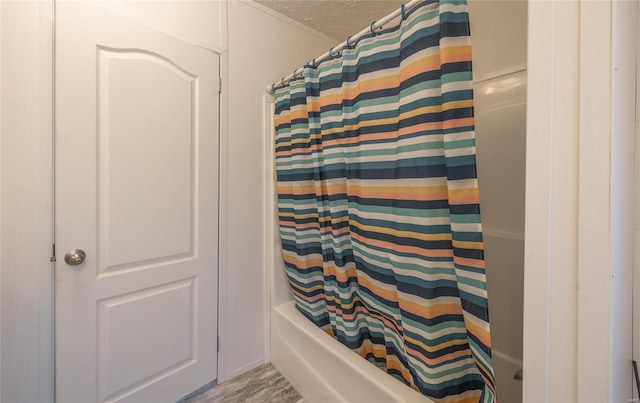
[265, 0, 424, 95]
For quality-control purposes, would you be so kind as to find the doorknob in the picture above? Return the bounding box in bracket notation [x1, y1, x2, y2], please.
[64, 249, 86, 266]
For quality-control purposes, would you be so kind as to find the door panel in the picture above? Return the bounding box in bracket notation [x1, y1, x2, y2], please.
[55, 3, 219, 402]
[97, 48, 196, 272]
[98, 279, 195, 400]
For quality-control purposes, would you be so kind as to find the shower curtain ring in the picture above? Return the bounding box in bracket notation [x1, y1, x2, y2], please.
[346, 36, 353, 48]
[271, 83, 276, 93]
[370, 21, 377, 35]
[312, 58, 316, 68]
[329, 46, 339, 59]
[280, 77, 286, 86]
[401, 4, 406, 20]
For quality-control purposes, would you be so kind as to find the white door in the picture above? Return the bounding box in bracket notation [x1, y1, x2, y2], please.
[55, 3, 219, 402]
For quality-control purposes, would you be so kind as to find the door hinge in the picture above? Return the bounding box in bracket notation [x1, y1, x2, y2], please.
[217, 336, 220, 352]
[218, 77, 222, 94]
[50, 243, 56, 263]
[633, 361, 640, 399]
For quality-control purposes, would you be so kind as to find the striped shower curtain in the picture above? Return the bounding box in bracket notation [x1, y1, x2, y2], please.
[273, 1, 495, 401]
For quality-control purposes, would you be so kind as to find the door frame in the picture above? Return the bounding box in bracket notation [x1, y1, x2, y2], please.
[524, 0, 637, 401]
[0, 1, 55, 401]
[634, 1, 640, 400]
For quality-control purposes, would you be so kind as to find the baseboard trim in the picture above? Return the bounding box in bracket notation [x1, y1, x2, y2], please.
[225, 358, 265, 381]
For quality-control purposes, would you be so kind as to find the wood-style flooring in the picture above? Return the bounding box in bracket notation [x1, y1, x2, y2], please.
[180, 364, 303, 403]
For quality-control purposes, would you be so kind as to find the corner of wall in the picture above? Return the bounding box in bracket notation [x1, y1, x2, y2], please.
[223, 0, 335, 381]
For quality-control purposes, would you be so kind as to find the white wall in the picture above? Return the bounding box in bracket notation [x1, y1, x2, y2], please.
[0, 2, 54, 401]
[96, 0, 227, 52]
[223, 0, 334, 379]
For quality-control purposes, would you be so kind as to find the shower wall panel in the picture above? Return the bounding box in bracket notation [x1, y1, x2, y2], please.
[470, 2, 528, 401]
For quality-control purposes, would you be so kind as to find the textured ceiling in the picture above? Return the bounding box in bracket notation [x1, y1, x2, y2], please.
[255, 1, 405, 41]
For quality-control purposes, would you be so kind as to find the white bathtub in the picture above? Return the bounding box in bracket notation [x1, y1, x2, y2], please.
[270, 298, 522, 403]
[270, 301, 430, 403]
